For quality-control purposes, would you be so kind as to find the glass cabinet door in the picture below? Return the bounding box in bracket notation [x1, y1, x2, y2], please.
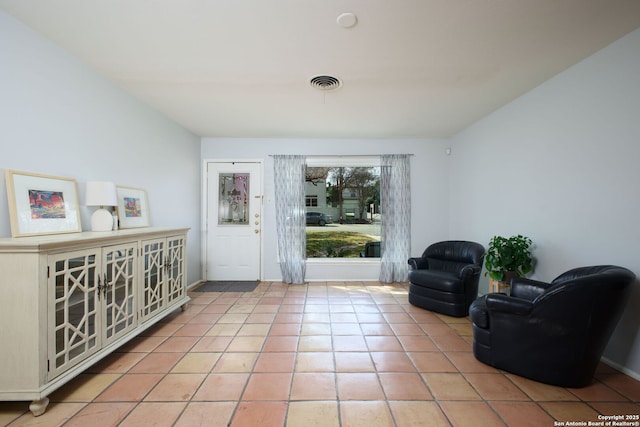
[166, 235, 186, 305]
[48, 249, 101, 379]
[103, 243, 138, 345]
[140, 238, 166, 322]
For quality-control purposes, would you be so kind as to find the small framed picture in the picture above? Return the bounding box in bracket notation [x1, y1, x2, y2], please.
[5, 170, 82, 237]
[115, 185, 150, 228]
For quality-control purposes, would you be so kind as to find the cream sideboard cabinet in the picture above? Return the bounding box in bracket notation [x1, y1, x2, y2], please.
[0, 227, 189, 416]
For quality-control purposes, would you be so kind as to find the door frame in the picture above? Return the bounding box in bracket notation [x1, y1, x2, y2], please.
[201, 159, 264, 281]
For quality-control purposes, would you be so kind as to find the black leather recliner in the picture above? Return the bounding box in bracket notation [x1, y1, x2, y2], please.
[469, 265, 635, 387]
[408, 241, 485, 317]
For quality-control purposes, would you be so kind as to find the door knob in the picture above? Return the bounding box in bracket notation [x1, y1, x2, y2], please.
[254, 229, 260, 234]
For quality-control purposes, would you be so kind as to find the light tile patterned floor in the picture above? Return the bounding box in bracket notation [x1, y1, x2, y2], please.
[1, 281, 639, 426]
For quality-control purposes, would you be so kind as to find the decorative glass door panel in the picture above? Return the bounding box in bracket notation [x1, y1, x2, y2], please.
[218, 173, 250, 224]
[166, 235, 185, 305]
[140, 238, 166, 322]
[103, 243, 137, 345]
[207, 162, 262, 281]
[49, 249, 101, 379]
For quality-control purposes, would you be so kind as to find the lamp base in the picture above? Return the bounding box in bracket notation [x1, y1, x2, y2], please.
[91, 208, 114, 232]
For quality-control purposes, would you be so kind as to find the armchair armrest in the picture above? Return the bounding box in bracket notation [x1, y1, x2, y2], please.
[459, 264, 481, 278]
[510, 277, 552, 301]
[486, 293, 534, 316]
[408, 257, 428, 270]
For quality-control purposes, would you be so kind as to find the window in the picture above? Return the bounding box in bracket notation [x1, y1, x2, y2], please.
[305, 157, 381, 258]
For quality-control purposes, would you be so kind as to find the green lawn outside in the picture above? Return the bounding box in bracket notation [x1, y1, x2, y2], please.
[306, 231, 379, 258]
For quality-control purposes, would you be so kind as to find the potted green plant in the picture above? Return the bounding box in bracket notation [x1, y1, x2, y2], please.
[484, 235, 534, 292]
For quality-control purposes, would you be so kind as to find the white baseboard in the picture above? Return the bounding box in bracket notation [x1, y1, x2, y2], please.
[187, 280, 205, 290]
[601, 356, 640, 381]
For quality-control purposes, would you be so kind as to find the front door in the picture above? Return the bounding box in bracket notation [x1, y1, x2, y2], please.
[206, 162, 262, 281]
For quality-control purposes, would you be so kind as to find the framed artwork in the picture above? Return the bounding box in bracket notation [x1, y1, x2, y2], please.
[115, 185, 150, 228]
[5, 170, 82, 237]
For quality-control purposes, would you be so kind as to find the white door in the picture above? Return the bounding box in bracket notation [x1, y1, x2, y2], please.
[206, 162, 262, 280]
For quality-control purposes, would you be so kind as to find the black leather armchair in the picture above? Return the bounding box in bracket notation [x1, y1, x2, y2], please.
[469, 265, 635, 387]
[408, 241, 485, 317]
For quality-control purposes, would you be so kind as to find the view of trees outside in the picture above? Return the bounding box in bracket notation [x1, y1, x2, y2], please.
[305, 166, 381, 258]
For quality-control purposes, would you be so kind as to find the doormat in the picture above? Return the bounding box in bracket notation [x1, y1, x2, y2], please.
[193, 281, 260, 293]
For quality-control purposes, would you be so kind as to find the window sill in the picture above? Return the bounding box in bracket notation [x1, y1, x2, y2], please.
[305, 258, 382, 281]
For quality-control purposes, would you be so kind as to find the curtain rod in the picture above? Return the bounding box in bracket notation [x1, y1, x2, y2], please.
[268, 154, 414, 157]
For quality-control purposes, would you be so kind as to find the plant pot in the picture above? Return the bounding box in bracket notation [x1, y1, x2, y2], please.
[489, 278, 510, 294]
[489, 271, 519, 294]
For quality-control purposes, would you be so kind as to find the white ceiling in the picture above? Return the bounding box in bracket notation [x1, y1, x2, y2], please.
[2, 0, 640, 139]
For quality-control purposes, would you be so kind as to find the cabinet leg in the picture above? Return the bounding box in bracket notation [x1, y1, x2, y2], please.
[181, 302, 189, 311]
[29, 397, 49, 416]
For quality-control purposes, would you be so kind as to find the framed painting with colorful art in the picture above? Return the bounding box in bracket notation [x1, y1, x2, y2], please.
[115, 185, 150, 228]
[5, 170, 82, 237]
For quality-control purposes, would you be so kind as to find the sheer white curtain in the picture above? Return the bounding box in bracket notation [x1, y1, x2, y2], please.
[379, 154, 411, 283]
[273, 155, 307, 284]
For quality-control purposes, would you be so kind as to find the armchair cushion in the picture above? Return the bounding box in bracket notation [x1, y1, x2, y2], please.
[408, 270, 463, 293]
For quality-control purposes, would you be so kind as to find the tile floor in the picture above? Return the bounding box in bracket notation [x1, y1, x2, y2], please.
[1, 281, 639, 426]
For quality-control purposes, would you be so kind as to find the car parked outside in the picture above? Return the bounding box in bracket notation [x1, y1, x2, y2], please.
[306, 212, 333, 226]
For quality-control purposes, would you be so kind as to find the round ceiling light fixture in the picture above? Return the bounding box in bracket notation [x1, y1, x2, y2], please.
[337, 12, 357, 28]
[309, 75, 342, 91]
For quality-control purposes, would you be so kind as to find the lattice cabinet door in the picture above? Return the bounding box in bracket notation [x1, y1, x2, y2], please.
[48, 249, 102, 380]
[102, 243, 138, 346]
[166, 235, 186, 305]
[140, 237, 166, 323]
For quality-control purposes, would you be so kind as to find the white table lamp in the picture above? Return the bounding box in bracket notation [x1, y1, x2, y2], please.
[86, 181, 118, 231]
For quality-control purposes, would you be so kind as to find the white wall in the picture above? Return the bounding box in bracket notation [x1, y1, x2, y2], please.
[201, 138, 450, 281]
[0, 11, 202, 285]
[449, 28, 640, 378]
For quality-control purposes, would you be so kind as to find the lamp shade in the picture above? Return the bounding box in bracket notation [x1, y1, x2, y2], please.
[85, 181, 117, 207]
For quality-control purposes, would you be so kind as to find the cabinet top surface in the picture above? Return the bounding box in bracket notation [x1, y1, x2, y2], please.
[0, 227, 190, 251]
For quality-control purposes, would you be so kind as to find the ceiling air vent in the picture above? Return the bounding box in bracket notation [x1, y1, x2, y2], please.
[309, 75, 342, 91]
